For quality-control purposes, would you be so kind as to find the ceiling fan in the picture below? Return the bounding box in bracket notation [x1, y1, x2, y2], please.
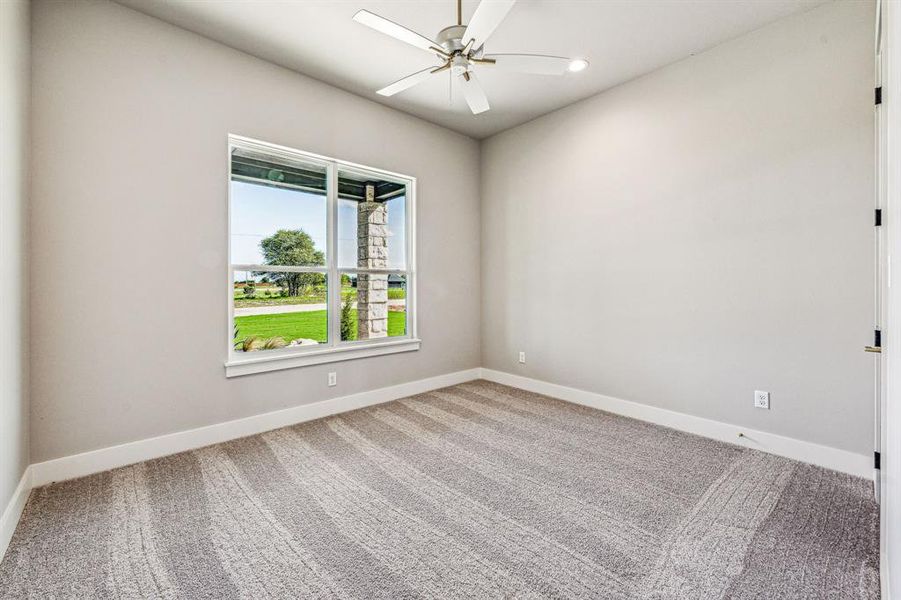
[353, 0, 589, 115]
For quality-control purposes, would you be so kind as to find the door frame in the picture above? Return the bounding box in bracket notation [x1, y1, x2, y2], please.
[879, 0, 900, 597]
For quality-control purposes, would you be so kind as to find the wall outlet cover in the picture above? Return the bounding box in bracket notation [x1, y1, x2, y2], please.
[754, 390, 770, 409]
[328, 372, 337, 387]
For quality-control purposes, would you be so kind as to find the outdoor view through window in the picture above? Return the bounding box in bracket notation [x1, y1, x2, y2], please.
[229, 139, 411, 360]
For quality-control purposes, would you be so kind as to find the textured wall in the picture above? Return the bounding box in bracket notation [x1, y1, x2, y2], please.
[480, 1, 875, 455]
[0, 0, 30, 513]
[30, 0, 480, 462]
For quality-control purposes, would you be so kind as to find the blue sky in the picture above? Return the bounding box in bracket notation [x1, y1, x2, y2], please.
[230, 180, 406, 271]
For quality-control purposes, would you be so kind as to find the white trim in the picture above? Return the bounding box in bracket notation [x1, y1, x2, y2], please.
[479, 369, 873, 479]
[232, 264, 328, 274]
[30, 368, 480, 487]
[226, 134, 418, 377]
[337, 268, 408, 275]
[875, 0, 886, 505]
[327, 160, 340, 348]
[881, 0, 901, 596]
[5, 368, 878, 564]
[405, 177, 417, 341]
[225, 338, 421, 377]
[0, 467, 31, 564]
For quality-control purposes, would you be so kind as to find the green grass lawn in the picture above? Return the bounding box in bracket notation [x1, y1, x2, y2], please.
[233, 287, 405, 308]
[235, 309, 406, 347]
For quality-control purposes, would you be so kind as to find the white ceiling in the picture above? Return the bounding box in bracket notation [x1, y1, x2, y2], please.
[114, 0, 825, 139]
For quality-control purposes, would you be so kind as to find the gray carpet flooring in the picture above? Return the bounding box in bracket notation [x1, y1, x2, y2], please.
[0, 380, 880, 599]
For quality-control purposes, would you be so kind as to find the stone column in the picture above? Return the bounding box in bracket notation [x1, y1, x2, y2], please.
[357, 183, 388, 339]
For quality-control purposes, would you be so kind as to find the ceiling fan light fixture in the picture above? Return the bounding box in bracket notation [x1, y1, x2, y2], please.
[567, 58, 590, 73]
[451, 54, 469, 75]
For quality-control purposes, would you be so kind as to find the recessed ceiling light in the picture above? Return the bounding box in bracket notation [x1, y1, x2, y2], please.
[567, 58, 589, 73]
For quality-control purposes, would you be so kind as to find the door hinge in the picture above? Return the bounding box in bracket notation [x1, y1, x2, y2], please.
[876, 86, 883, 105]
[876, 209, 882, 226]
[875, 451, 881, 470]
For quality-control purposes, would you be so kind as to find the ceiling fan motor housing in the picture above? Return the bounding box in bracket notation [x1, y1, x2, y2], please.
[436, 25, 467, 54]
[436, 24, 484, 74]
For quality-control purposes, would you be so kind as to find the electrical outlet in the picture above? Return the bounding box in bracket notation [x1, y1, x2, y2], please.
[754, 390, 770, 410]
[328, 372, 337, 387]
[519, 352, 526, 364]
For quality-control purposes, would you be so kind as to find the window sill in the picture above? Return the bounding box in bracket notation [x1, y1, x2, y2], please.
[225, 338, 421, 378]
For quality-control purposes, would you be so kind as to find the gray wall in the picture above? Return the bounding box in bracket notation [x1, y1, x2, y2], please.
[28, 0, 875, 464]
[30, 0, 480, 462]
[480, 1, 875, 455]
[0, 0, 30, 511]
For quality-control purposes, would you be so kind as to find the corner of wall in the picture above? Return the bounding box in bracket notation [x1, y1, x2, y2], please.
[0, 0, 32, 563]
[476, 138, 485, 370]
[23, 0, 32, 473]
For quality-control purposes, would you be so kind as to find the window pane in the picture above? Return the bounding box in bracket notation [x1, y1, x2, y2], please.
[230, 149, 327, 267]
[233, 270, 328, 351]
[340, 272, 407, 341]
[337, 170, 406, 270]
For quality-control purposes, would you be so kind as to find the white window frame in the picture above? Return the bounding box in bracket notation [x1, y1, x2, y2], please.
[225, 135, 419, 377]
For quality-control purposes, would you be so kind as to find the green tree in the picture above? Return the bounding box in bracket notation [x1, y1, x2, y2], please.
[259, 229, 325, 296]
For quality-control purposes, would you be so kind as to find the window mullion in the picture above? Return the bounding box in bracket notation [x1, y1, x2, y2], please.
[232, 264, 327, 274]
[337, 268, 406, 275]
[228, 266, 236, 360]
[406, 179, 416, 339]
[327, 161, 340, 348]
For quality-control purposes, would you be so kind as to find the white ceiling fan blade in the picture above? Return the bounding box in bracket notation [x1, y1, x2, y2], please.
[353, 10, 445, 56]
[462, 0, 516, 50]
[460, 73, 490, 115]
[377, 66, 441, 97]
[482, 54, 572, 75]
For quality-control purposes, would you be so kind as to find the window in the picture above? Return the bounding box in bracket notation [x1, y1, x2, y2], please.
[226, 136, 417, 377]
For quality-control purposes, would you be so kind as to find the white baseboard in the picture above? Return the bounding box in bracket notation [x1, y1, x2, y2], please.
[7, 364, 870, 563]
[479, 369, 872, 479]
[0, 466, 32, 564]
[30, 368, 481, 488]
